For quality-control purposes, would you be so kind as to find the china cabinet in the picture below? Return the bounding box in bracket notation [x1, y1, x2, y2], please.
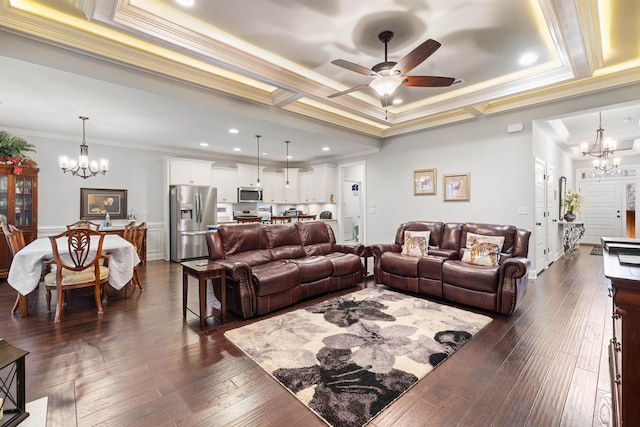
[0, 164, 38, 278]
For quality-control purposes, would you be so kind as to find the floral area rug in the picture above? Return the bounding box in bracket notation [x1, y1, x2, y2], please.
[224, 288, 492, 426]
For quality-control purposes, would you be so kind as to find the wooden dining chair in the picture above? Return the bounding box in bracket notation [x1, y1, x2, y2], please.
[270, 216, 291, 224]
[2, 223, 26, 314]
[123, 220, 136, 242]
[66, 220, 101, 231]
[44, 228, 110, 322]
[125, 221, 146, 293]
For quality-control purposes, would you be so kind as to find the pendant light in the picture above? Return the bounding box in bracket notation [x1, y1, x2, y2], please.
[58, 116, 109, 179]
[255, 135, 261, 187]
[285, 140, 290, 188]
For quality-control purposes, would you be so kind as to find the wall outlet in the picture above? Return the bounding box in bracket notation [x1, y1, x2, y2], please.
[517, 206, 528, 215]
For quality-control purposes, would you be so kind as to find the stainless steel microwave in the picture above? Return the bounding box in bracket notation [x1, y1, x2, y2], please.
[238, 186, 263, 203]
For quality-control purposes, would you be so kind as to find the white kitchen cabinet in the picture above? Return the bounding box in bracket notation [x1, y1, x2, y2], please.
[262, 171, 284, 203]
[298, 164, 336, 203]
[313, 164, 336, 203]
[298, 171, 314, 203]
[169, 160, 212, 186]
[237, 164, 264, 187]
[283, 168, 299, 204]
[211, 167, 238, 203]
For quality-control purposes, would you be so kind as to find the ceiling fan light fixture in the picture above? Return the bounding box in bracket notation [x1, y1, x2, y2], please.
[370, 75, 403, 97]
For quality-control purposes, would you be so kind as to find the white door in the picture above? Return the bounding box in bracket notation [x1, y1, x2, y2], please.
[534, 158, 547, 274]
[546, 165, 558, 263]
[580, 180, 622, 244]
[342, 181, 361, 242]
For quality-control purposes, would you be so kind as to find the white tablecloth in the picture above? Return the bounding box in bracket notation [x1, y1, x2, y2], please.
[7, 234, 140, 295]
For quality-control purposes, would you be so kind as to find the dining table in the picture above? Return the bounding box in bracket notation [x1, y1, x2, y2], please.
[7, 234, 141, 317]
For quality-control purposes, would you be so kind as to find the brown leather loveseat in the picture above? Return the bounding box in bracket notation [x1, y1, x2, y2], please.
[206, 221, 364, 319]
[371, 221, 531, 315]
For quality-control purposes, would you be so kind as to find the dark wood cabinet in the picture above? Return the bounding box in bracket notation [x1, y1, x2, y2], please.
[0, 164, 38, 278]
[603, 247, 640, 427]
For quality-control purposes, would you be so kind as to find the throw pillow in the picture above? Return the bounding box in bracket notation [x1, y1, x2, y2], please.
[461, 232, 505, 266]
[401, 230, 431, 257]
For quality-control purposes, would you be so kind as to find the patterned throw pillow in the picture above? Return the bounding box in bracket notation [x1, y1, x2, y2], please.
[461, 232, 505, 266]
[401, 230, 431, 257]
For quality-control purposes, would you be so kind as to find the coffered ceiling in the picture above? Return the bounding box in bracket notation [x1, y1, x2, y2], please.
[0, 0, 639, 164]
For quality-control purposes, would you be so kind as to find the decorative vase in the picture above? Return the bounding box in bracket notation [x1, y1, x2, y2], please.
[564, 211, 576, 222]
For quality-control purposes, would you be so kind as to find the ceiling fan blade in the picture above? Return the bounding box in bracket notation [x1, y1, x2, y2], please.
[392, 39, 441, 75]
[328, 83, 370, 98]
[402, 76, 455, 87]
[331, 59, 377, 77]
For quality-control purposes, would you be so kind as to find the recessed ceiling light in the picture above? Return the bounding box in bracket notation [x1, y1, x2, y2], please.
[262, 152, 268, 156]
[199, 142, 208, 147]
[623, 117, 632, 123]
[392, 98, 403, 105]
[518, 52, 538, 66]
[286, 155, 292, 159]
[322, 147, 330, 152]
[175, 0, 195, 7]
[229, 128, 239, 134]
[233, 147, 241, 152]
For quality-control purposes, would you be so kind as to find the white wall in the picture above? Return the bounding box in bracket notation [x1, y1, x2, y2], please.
[363, 113, 534, 245]
[29, 136, 167, 227]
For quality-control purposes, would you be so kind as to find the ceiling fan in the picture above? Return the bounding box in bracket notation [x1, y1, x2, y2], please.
[328, 31, 455, 107]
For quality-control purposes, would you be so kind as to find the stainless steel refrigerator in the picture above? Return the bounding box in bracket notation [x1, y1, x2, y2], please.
[170, 185, 217, 262]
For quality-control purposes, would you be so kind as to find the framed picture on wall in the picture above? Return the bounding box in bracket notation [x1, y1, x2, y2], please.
[443, 173, 470, 201]
[414, 168, 437, 195]
[80, 188, 128, 220]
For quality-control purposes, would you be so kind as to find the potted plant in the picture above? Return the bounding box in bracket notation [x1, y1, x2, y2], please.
[562, 190, 583, 222]
[0, 131, 37, 175]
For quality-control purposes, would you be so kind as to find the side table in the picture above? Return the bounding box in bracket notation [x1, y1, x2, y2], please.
[181, 260, 226, 330]
[0, 339, 29, 427]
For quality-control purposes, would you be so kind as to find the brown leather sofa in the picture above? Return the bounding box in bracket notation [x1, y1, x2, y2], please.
[371, 221, 531, 315]
[206, 221, 364, 319]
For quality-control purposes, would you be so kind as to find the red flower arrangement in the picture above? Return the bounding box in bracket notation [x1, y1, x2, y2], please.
[0, 156, 36, 175]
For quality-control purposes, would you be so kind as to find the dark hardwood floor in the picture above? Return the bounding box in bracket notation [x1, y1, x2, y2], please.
[0, 248, 613, 426]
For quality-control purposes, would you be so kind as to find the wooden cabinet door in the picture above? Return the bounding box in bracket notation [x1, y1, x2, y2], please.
[169, 161, 193, 185]
[299, 172, 313, 203]
[211, 167, 237, 203]
[190, 163, 212, 186]
[263, 172, 284, 203]
[0, 165, 38, 278]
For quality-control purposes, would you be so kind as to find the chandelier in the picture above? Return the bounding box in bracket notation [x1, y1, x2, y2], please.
[58, 116, 109, 179]
[580, 112, 620, 172]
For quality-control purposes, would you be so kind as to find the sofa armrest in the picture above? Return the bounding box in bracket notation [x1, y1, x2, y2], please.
[333, 243, 365, 256]
[215, 259, 257, 319]
[500, 257, 530, 279]
[370, 243, 401, 259]
[498, 257, 531, 315]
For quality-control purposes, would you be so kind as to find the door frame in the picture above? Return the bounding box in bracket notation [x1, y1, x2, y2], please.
[337, 161, 366, 244]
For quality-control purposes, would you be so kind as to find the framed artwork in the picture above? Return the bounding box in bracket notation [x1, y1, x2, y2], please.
[443, 173, 470, 201]
[80, 188, 128, 220]
[414, 168, 437, 195]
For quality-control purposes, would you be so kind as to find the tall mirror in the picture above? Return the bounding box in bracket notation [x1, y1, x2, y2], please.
[559, 176, 567, 220]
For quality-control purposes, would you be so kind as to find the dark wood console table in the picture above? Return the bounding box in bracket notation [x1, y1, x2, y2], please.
[603, 244, 640, 427]
[181, 260, 226, 330]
